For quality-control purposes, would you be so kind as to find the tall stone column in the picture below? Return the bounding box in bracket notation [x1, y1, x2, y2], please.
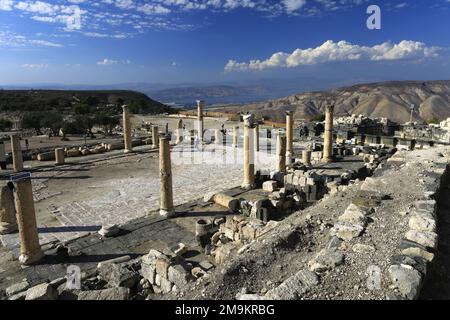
[176, 119, 183, 144]
[276, 132, 286, 172]
[286, 111, 294, 165]
[242, 117, 255, 190]
[10, 134, 24, 172]
[233, 126, 239, 148]
[122, 105, 132, 153]
[152, 126, 159, 149]
[0, 141, 6, 170]
[197, 100, 204, 142]
[159, 137, 174, 217]
[322, 104, 335, 163]
[0, 183, 18, 235]
[55, 148, 65, 165]
[254, 125, 260, 152]
[14, 178, 44, 265]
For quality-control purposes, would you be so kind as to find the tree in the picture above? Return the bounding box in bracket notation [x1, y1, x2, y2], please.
[74, 103, 91, 115]
[0, 118, 12, 131]
[311, 114, 326, 122]
[94, 114, 119, 135]
[21, 113, 44, 133]
[40, 112, 63, 132]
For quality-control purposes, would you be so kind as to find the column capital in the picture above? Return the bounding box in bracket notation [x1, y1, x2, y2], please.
[122, 104, 129, 111]
[196, 100, 205, 107]
[325, 104, 335, 113]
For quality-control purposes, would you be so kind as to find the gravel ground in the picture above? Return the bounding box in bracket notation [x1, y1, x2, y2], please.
[180, 146, 449, 300]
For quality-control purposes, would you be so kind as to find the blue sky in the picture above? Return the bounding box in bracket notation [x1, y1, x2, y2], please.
[0, 0, 449, 86]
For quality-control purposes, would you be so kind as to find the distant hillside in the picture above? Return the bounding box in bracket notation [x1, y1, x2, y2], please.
[0, 89, 172, 115]
[208, 80, 450, 124]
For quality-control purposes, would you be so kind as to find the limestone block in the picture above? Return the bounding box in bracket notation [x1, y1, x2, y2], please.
[263, 181, 277, 192]
[388, 265, 422, 300]
[308, 249, 344, 273]
[155, 258, 170, 279]
[25, 283, 58, 300]
[409, 214, 436, 233]
[77, 288, 129, 300]
[330, 222, 365, 241]
[168, 264, 191, 288]
[405, 230, 438, 249]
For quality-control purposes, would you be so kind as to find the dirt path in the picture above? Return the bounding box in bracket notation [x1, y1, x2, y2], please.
[421, 183, 450, 300]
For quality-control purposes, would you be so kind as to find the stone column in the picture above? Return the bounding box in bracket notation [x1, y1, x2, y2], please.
[159, 137, 174, 217]
[0, 184, 18, 235]
[122, 105, 132, 153]
[152, 126, 159, 149]
[242, 118, 255, 190]
[10, 134, 24, 172]
[302, 150, 312, 166]
[14, 178, 44, 265]
[0, 141, 6, 170]
[232, 126, 239, 148]
[214, 129, 222, 146]
[322, 104, 335, 163]
[55, 148, 65, 165]
[276, 132, 286, 173]
[286, 112, 294, 165]
[176, 119, 183, 144]
[254, 125, 260, 152]
[197, 100, 204, 142]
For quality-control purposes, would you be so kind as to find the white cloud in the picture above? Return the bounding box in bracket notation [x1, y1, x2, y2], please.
[21, 63, 49, 69]
[225, 40, 441, 71]
[283, 0, 306, 13]
[0, 0, 13, 11]
[97, 58, 118, 65]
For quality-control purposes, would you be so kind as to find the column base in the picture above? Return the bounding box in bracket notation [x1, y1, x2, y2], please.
[160, 209, 175, 218]
[151, 145, 158, 149]
[321, 157, 334, 164]
[124, 149, 132, 154]
[0, 223, 18, 235]
[241, 183, 256, 190]
[19, 249, 44, 266]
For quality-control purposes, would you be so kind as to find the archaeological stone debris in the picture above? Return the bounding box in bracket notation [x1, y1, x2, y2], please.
[2, 100, 450, 304]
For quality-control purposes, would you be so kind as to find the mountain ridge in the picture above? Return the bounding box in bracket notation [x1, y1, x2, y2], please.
[208, 80, 450, 123]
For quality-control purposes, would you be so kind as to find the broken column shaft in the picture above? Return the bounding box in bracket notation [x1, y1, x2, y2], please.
[302, 149, 312, 166]
[242, 119, 255, 190]
[55, 148, 65, 165]
[212, 193, 240, 213]
[159, 137, 174, 217]
[10, 134, 24, 172]
[152, 126, 159, 149]
[254, 124, 260, 152]
[286, 112, 294, 165]
[0, 184, 18, 235]
[233, 126, 239, 148]
[0, 141, 6, 170]
[122, 105, 132, 153]
[176, 119, 183, 144]
[197, 100, 204, 142]
[14, 177, 44, 265]
[322, 104, 335, 163]
[276, 133, 286, 172]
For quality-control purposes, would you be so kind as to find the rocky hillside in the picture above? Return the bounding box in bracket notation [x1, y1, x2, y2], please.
[210, 81, 450, 124]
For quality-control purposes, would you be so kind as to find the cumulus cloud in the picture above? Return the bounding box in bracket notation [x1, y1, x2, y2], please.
[0, 0, 14, 11]
[224, 40, 441, 71]
[283, 0, 306, 13]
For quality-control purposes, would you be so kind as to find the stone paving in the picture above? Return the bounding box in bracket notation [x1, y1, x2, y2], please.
[0, 142, 279, 257]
